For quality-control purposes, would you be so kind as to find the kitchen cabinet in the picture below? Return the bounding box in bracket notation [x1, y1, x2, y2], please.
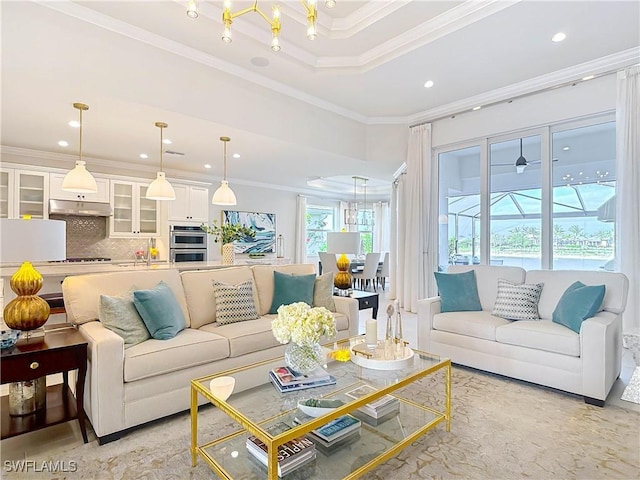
[109, 180, 158, 237]
[49, 173, 110, 202]
[0, 169, 49, 220]
[168, 184, 209, 224]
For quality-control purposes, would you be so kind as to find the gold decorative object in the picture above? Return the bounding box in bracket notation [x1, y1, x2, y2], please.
[334, 253, 351, 290]
[326, 231, 360, 292]
[4, 262, 50, 331]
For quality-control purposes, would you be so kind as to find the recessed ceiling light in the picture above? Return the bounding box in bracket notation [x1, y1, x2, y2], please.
[68, 120, 80, 128]
[562, 146, 570, 151]
[472, 106, 482, 111]
[204, 164, 212, 169]
[552, 32, 566, 42]
[162, 138, 172, 145]
[58, 140, 69, 147]
[140, 153, 149, 159]
[582, 75, 595, 81]
[232, 153, 240, 159]
[250, 57, 269, 67]
[424, 80, 434, 88]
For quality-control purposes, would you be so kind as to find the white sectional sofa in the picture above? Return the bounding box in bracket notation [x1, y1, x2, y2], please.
[62, 264, 358, 444]
[417, 265, 629, 406]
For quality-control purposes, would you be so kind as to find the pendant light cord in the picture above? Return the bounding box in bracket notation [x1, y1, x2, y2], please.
[159, 126, 164, 172]
[223, 140, 227, 181]
[78, 108, 83, 163]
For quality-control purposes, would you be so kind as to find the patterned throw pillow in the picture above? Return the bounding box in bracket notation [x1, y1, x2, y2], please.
[213, 280, 259, 325]
[492, 279, 544, 321]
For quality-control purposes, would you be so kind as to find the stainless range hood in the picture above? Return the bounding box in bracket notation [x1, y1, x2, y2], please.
[49, 199, 113, 217]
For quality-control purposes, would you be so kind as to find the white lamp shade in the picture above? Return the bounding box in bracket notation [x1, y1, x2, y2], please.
[62, 161, 98, 193]
[0, 219, 66, 263]
[146, 172, 176, 201]
[326, 232, 360, 255]
[212, 180, 237, 205]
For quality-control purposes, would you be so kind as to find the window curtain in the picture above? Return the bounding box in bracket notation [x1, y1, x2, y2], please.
[373, 202, 390, 252]
[389, 179, 401, 301]
[397, 124, 434, 312]
[294, 195, 307, 264]
[615, 65, 640, 333]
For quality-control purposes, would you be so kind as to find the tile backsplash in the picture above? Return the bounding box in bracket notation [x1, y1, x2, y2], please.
[51, 215, 156, 261]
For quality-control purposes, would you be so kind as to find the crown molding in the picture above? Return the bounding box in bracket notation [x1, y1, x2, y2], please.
[37, 0, 368, 124]
[408, 47, 640, 125]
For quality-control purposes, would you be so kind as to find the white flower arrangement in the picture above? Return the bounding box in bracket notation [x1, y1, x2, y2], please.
[271, 302, 336, 346]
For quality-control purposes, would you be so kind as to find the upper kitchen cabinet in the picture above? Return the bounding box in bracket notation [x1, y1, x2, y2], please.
[8, 170, 49, 220]
[0, 168, 13, 218]
[109, 180, 159, 237]
[168, 184, 209, 224]
[49, 173, 109, 202]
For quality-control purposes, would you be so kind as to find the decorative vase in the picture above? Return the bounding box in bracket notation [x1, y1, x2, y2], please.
[221, 243, 235, 265]
[284, 342, 324, 374]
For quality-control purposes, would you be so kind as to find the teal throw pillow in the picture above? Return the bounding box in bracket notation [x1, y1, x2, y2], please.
[99, 290, 150, 348]
[434, 270, 482, 313]
[133, 281, 186, 340]
[552, 281, 606, 333]
[269, 271, 316, 314]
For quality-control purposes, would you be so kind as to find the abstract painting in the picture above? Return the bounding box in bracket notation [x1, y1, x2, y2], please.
[223, 210, 276, 253]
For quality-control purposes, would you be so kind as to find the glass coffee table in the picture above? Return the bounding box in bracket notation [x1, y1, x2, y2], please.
[190, 337, 451, 479]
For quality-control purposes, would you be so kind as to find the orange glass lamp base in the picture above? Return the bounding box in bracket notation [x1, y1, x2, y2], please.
[334, 253, 352, 291]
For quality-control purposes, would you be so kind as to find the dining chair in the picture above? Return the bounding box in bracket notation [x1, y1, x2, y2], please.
[352, 252, 381, 291]
[376, 252, 390, 291]
[318, 252, 339, 275]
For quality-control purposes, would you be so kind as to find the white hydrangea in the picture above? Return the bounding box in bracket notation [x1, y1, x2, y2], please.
[271, 302, 336, 346]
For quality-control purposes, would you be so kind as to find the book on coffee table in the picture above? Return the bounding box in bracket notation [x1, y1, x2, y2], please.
[269, 370, 336, 393]
[271, 366, 331, 385]
[246, 431, 316, 477]
[345, 384, 400, 418]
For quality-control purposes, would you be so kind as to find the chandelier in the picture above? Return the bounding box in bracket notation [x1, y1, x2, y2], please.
[187, 0, 336, 52]
[344, 176, 373, 228]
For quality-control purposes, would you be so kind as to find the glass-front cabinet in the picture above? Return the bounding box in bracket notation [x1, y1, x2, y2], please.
[0, 169, 12, 219]
[109, 180, 158, 237]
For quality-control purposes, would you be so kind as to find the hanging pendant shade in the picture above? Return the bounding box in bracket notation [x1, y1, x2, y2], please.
[62, 103, 98, 193]
[146, 122, 176, 201]
[212, 136, 237, 205]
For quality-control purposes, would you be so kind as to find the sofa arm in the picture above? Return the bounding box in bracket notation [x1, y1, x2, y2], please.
[580, 311, 622, 401]
[78, 321, 126, 439]
[417, 297, 441, 352]
[334, 296, 359, 337]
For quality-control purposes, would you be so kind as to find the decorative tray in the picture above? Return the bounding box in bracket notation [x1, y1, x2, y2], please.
[350, 341, 414, 370]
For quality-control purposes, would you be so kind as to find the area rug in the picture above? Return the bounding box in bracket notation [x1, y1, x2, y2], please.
[5, 366, 639, 480]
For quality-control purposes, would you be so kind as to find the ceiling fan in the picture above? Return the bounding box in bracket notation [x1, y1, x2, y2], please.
[492, 138, 557, 173]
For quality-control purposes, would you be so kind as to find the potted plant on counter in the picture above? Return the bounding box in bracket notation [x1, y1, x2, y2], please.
[201, 220, 255, 265]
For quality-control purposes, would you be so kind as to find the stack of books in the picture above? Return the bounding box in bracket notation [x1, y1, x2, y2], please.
[345, 385, 401, 426]
[269, 365, 336, 393]
[245, 423, 316, 477]
[294, 413, 362, 454]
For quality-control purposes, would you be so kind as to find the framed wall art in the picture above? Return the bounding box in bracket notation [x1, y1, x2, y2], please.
[222, 210, 276, 253]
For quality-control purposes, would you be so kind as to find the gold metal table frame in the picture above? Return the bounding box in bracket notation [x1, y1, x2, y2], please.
[190, 338, 451, 480]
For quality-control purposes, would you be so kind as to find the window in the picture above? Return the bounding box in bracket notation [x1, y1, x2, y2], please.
[306, 206, 334, 256]
[357, 208, 374, 254]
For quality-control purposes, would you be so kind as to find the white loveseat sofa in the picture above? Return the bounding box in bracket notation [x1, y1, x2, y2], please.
[417, 265, 629, 406]
[62, 264, 358, 444]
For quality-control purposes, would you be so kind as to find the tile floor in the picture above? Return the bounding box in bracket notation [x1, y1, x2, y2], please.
[2, 286, 637, 463]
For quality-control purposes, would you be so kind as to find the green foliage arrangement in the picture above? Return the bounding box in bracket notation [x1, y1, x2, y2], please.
[200, 220, 256, 245]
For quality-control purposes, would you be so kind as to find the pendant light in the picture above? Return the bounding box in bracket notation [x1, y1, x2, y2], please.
[212, 136, 237, 205]
[62, 103, 98, 193]
[146, 122, 176, 201]
[515, 138, 527, 174]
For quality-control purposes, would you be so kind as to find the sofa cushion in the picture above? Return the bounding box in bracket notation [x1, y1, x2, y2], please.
[269, 271, 316, 314]
[495, 320, 580, 357]
[200, 317, 281, 357]
[180, 267, 257, 329]
[212, 279, 259, 325]
[99, 290, 150, 348]
[433, 311, 512, 341]
[552, 281, 606, 333]
[492, 279, 544, 321]
[313, 273, 336, 312]
[251, 264, 316, 315]
[434, 270, 482, 312]
[124, 328, 230, 382]
[133, 281, 186, 340]
[448, 265, 526, 311]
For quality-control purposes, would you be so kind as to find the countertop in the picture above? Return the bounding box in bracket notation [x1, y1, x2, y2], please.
[0, 258, 291, 277]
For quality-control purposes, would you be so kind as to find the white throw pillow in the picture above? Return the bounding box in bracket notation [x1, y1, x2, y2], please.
[492, 278, 544, 321]
[212, 280, 259, 325]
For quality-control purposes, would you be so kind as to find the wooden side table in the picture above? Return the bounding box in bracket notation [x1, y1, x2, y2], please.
[337, 290, 379, 320]
[1, 324, 88, 443]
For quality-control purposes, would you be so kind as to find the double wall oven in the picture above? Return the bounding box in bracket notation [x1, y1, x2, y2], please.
[170, 225, 207, 263]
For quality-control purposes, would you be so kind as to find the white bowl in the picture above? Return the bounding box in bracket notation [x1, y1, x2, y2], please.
[297, 400, 342, 418]
[209, 376, 235, 401]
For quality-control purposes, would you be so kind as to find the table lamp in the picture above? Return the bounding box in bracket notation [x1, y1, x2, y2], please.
[327, 232, 360, 294]
[1, 219, 67, 335]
